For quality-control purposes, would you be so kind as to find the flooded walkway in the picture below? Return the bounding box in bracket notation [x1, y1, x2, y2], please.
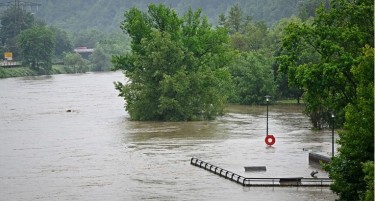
[0, 72, 337, 200]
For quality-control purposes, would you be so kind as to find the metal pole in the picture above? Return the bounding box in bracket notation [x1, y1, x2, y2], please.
[265, 95, 270, 136]
[266, 101, 268, 136]
[332, 114, 335, 158]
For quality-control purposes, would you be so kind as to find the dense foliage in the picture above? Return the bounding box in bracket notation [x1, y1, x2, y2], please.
[327, 46, 374, 201]
[0, 6, 35, 58]
[278, 0, 373, 129]
[62, 52, 89, 73]
[229, 51, 275, 105]
[0, 6, 74, 73]
[17, 25, 55, 74]
[0, 5, 130, 74]
[219, 4, 298, 104]
[50, 26, 73, 59]
[113, 4, 234, 121]
[279, 0, 374, 200]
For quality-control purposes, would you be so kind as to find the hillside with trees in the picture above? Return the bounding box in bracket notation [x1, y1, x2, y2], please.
[16, 0, 307, 33]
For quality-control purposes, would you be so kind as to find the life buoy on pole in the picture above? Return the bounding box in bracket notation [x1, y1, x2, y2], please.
[265, 135, 276, 146]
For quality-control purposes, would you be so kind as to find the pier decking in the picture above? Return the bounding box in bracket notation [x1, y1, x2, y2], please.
[190, 157, 332, 187]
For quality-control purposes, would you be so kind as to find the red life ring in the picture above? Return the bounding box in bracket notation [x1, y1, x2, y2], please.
[265, 135, 276, 146]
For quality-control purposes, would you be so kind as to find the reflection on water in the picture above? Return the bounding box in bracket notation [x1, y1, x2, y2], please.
[0, 72, 336, 200]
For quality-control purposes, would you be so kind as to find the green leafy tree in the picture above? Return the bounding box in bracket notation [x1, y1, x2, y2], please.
[227, 4, 243, 34]
[267, 17, 305, 102]
[219, 4, 255, 35]
[113, 4, 234, 121]
[279, 0, 373, 199]
[91, 33, 131, 71]
[51, 26, 73, 60]
[326, 46, 374, 201]
[90, 47, 110, 71]
[0, 6, 35, 59]
[229, 20, 268, 52]
[229, 51, 276, 104]
[362, 161, 374, 201]
[17, 25, 55, 74]
[221, 4, 287, 104]
[297, 0, 329, 20]
[63, 52, 89, 73]
[278, 0, 373, 129]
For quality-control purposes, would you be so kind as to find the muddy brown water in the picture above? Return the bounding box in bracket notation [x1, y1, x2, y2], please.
[0, 71, 337, 200]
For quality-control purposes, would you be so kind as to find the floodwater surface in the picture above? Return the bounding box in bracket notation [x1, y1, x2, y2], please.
[0, 72, 337, 200]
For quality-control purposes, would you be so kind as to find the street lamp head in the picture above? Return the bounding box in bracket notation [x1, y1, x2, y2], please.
[265, 95, 271, 102]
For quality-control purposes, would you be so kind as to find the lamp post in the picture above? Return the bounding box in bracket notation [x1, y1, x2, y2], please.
[264, 95, 275, 146]
[265, 95, 271, 136]
[331, 114, 335, 158]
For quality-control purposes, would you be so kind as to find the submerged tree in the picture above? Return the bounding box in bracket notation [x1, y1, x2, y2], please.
[113, 4, 234, 121]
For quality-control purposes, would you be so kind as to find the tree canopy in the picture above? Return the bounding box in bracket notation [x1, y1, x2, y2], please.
[113, 4, 234, 121]
[278, 0, 373, 129]
[0, 6, 35, 59]
[17, 25, 55, 74]
[279, 0, 374, 199]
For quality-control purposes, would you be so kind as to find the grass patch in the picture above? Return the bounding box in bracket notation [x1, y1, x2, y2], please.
[0, 64, 76, 78]
[0, 67, 38, 78]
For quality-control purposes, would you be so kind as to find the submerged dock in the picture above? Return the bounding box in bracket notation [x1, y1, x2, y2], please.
[190, 158, 332, 187]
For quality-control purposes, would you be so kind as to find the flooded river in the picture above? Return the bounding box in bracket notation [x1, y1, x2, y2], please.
[0, 71, 336, 200]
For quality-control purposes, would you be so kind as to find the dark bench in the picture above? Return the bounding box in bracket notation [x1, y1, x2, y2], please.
[244, 166, 267, 171]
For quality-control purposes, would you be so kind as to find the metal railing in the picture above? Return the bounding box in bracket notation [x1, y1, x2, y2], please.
[190, 157, 332, 187]
[191, 157, 247, 185]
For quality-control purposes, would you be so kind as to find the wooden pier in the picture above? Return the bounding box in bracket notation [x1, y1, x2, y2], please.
[190, 157, 332, 187]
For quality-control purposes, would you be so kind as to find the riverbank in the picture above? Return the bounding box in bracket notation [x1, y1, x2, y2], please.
[0, 65, 77, 79]
[0, 66, 37, 78]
